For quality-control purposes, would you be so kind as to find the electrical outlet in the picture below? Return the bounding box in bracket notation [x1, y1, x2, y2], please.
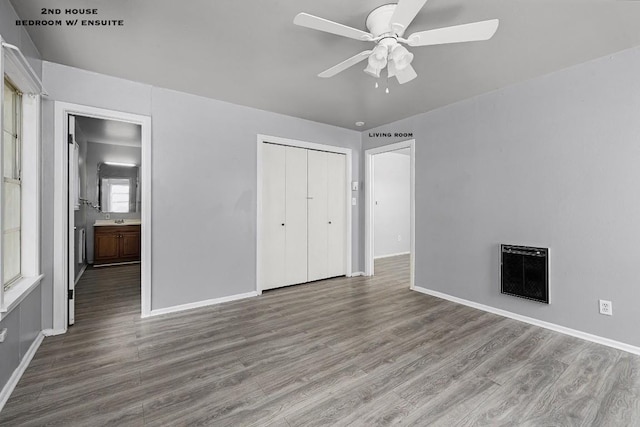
[599, 300, 613, 316]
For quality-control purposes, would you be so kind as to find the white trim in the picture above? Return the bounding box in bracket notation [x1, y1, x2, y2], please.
[74, 264, 87, 286]
[54, 102, 152, 333]
[374, 251, 411, 260]
[42, 328, 66, 337]
[364, 140, 416, 290]
[67, 115, 76, 325]
[20, 95, 41, 280]
[0, 331, 44, 412]
[0, 275, 43, 320]
[1, 50, 42, 314]
[144, 291, 259, 318]
[348, 271, 365, 277]
[413, 286, 640, 356]
[256, 134, 353, 294]
[1, 41, 45, 95]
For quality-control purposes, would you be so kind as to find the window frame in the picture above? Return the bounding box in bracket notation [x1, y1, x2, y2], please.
[0, 37, 43, 318]
[3, 77, 23, 290]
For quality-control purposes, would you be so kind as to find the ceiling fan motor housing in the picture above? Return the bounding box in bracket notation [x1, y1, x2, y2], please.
[365, 4, 401, 37]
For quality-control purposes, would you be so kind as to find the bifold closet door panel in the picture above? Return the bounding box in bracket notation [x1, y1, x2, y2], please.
[327, 152, 346, 277]
[285, 146, 308, 286]
[261, 144, 286, 290]
[307, 150, 329, 282]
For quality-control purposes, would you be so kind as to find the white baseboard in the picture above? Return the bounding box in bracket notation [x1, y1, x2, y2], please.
[144, 291, 259, 318]
[0, 331, 44, 412]
[74, 264, 87, 286]
[374, 251, 410, 260]
[42, 328, 66, 336]
[349, 272, 365, 277]
[413, 286, 640, 356]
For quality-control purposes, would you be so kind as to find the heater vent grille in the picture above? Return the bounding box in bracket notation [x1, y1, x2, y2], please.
[501, 245, 549, 304]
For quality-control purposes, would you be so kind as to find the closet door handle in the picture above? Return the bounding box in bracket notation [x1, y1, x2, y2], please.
[281, 223, 285, 226]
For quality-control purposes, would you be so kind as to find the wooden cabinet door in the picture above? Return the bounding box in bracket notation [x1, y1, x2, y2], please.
[95, 232, 120, 262]
[120, 231, 141, 260]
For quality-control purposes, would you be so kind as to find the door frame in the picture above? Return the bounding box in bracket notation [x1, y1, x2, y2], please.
[364, 139, 416, 289]
[256, 134, 353, 294]
[52, 102, 152, 333]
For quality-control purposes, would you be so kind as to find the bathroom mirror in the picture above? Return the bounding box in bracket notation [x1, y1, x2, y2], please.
[97, 162, 139, 213]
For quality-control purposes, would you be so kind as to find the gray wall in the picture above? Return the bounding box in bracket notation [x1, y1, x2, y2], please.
[0, 0, 43, 397]
[41, 61, 361, 314]
[39, 62, 154, 326]
[374, 152, 410, 258]
[84, 142, 141, 263]
[0, 288, 41, 391]
[362, 45, 640, 347]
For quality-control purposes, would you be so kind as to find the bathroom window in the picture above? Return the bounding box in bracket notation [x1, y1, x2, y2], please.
[2, 77, 22, 290]
[102, 178, 130, 213]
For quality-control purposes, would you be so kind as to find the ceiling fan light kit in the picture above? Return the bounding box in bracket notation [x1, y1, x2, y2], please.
[294, 0, 499, 86]
[364, 63, 382, 78]
[390, 44, 414, 71]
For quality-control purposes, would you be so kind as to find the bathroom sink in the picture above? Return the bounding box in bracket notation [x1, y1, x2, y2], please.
[94, 219, 142, 226]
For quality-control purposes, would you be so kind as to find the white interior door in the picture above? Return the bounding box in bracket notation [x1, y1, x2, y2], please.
[261, 143, 286, 290]
[67, 115, 76, 325]
[285, 146, 308, 286]
[307, 150, 328, 281]
[327, 152, 346, 277]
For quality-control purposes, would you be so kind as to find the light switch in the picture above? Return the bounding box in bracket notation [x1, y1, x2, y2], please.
[351, 181, 359, 191]
[0, 328, 7, 343]
[352, 197, 357, 206]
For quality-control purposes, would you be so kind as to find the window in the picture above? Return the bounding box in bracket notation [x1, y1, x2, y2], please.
[101, 178, 130, 213]
[0, 38, 43, 316]
[2, 78, 21, 290]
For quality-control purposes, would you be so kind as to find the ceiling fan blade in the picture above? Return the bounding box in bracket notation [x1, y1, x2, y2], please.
[318, 51, 373, 78]
[395, 64, 418, 84]
[294, 13, 374, 41]
[407, 19, 499, 47]
[389, 0, 429, 36]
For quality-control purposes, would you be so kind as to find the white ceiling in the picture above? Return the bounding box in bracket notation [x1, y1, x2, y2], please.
[11, 1, 640, 130]
[75, 115, 141, 147]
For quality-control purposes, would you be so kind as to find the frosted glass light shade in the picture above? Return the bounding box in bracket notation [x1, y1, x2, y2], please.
[368, 44, 388, 69]
[391, 45, 414, 71]
[363, 63, 381, 78]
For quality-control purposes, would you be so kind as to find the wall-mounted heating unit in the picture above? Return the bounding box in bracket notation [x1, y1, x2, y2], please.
[501, 244, 548, 304]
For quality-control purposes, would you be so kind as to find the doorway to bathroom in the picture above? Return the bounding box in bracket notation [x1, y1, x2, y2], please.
[53, 103, 151, 332]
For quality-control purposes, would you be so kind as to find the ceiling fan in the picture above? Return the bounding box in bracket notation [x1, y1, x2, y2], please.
[294, 0, 499, 85]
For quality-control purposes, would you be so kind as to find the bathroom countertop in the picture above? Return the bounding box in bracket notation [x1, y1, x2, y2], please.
[94, 219, 142, 226]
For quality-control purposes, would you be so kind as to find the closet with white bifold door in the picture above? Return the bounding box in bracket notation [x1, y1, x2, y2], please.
[261, 142, 346, 291]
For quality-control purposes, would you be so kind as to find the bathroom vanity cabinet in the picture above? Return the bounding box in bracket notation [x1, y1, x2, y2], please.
[94, 224, 141, 265]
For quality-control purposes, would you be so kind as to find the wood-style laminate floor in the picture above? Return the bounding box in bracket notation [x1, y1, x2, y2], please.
[2, 256, 640, 426]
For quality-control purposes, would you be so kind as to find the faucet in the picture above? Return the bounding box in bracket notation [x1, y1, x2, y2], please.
[114, 219, 125, 224]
